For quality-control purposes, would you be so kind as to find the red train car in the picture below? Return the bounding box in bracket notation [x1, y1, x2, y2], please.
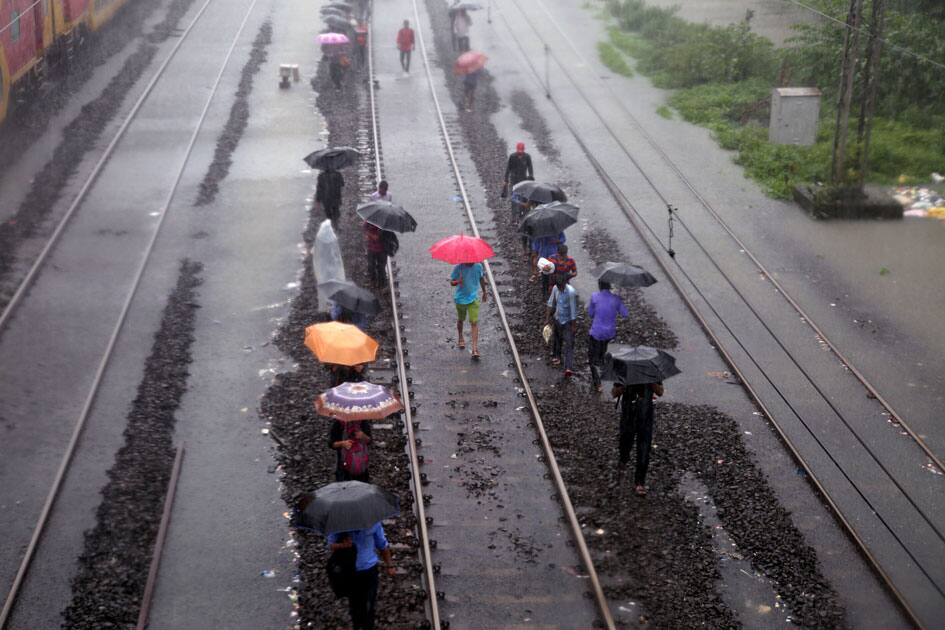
[1, 0, 131, 125]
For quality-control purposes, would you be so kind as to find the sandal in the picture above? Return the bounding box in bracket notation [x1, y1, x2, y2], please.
[634, 485, 647, 497]
[551, 358, 561, 366]
[471, 351, 480, 361]
[457, 339, 466, 350]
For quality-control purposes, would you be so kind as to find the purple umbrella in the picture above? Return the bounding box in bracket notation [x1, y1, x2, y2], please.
[315, 381, 404, 421]
[318, 32, 350, 46]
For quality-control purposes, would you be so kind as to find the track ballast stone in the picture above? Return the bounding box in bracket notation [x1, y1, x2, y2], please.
[60, 259, 202, 629]
[258, 54, 427, 629]
[420, 0, 847, 626]
[195, 21, 273, 206]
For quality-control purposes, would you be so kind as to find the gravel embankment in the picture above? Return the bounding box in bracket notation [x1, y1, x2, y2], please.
[195, 21, 273, 206]
[421, 0, 847, 626]
[60, 260, 203, 628]
[258, 55, 428, 629]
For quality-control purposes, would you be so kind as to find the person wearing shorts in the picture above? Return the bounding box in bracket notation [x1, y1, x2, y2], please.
[450, 262, 488, 359]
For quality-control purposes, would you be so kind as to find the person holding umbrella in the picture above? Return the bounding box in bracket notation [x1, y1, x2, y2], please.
[430, 234, 494, 359]
[606, 345, 679, 496]
[295, 481, 399, 630]
[452, 8, 472, 52]
[544, 273, 578, 376]
[318, 381, 404, 484]
[454, 51, 486, 112]
[317, 167, 345, 223]
[587, 279, 628, 392]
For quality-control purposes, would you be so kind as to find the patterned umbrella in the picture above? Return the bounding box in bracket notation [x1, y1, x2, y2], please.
[315, 381, 404, 421]
[318, 32, 350, 46]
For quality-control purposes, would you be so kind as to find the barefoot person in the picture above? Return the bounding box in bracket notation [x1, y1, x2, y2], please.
[450, 261, 488, 358]
[613, 379, 664, 496]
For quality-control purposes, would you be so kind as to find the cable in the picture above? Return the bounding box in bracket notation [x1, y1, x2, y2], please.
[783, 0, 945, 72]
[0, 0, 44, 37]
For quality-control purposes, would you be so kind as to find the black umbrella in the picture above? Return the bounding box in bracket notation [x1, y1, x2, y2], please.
[300, 481, 400, 534]
[594, 262, 657, 288]
[325, 2, 354, 11]
[304, 146, 360, 170]
[603, 345, 680, 385]
[357, 201, 418, 233]
[512, 180, 567, 204]
[520, 201, 579, 238]
[328, 283, 381, 316]
[320, 7, 349, 18]
[323, 14, 353, 30]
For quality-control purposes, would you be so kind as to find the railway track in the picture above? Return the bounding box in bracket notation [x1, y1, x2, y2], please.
[0, 0, 265, 625]
[362, 0, 616, 626]
[492, 0, 945, 626]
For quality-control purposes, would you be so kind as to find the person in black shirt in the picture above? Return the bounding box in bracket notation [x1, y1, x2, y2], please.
[503, 142, 534, 255]
[316, 167, 345, 223]
[612, 380, 664, 496]
[329, 419, 372, 482]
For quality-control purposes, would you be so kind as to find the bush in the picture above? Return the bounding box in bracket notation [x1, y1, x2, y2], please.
[598, 41, 634, 77]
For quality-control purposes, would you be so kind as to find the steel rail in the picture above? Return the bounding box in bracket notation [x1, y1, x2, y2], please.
[523, 0, 944, 477]
[0, 0, 217, 337]
[365, 8, 443, 628]
[0, 0, 262, 624]
[491, 5, 927, 627]
[508, 4, 945, 548]
[135, 445, 185, 630]
[409, 1, 615, 627]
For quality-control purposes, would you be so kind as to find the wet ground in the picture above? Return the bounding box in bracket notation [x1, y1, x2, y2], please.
[0, 0, 931, 627]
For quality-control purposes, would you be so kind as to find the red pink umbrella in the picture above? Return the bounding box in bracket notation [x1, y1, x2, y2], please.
[318, 32, 350, 46]
[429, 234, 495, 264]
[453, 51, 487, 75]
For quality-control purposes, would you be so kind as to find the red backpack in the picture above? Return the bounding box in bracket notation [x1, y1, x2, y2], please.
[343, 423, 369, 475]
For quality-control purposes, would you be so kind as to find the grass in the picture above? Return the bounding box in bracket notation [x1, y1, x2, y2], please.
[656, 105, 673, 119]
[598, 41, 634, 77]
[602, 0, 945, 198]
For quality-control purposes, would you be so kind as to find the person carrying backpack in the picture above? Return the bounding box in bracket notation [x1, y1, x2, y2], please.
[329, 419, 372, 482]
[327, 521, 395, 629]
[316, 167, 345, 223]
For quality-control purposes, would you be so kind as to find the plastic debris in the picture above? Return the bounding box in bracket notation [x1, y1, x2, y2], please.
[260, 569, 276, 578]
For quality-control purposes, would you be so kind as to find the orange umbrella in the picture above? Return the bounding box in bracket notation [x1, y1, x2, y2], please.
[304, 322, 379, 366]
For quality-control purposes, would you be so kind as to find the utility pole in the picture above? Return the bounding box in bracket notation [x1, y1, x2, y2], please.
[831, 0, 864, 185]
[856, 0, 887, 185]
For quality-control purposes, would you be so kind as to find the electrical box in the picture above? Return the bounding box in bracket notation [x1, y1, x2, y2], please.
[769, 87, 821, 146]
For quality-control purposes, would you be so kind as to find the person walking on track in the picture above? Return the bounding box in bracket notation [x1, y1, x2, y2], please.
[397, 20, 415, 73]
[452, 9, 472, 52]
[327, 521, 396, 629]
[316, 167, 345, 223]
[587, 279, 628, 391]
[329, 419, 372, 482]
[450, 261, 488, 359]
[613, 379, 664, 496]
[502, 141, 534, 194]
[370, 180, 392, 202]
[544, 273, 578, 376]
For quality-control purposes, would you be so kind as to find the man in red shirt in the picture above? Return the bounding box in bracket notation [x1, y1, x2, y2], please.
[364, 221, 387, 286]
[396, 20, 415, 73]
[546, 244, 576, 295]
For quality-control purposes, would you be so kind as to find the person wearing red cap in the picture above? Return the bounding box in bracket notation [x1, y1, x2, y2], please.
[502, 142, 534, 255]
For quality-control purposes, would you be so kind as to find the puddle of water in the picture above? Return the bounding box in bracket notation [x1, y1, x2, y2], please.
[679, 472, 791, 628]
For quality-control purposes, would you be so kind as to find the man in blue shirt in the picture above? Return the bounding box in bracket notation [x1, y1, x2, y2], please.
[544, 274, 578, 376]
[450, 262, 488, 359]
[328, 521, 395, 629]
[587, 279, 629, 391]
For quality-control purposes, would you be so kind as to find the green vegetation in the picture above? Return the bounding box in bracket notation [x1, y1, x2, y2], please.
[598, 41, 634, 77]
[656, 105, 673, 119]
[600, 0, 945, 198]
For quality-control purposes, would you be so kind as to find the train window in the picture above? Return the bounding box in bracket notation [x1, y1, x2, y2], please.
[11, 10, 20, 42]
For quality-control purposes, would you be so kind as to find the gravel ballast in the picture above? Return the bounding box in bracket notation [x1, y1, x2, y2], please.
[258, 54, 428, 629]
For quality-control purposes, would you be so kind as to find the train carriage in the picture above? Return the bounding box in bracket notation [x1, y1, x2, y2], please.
[0, 0, 130, 125]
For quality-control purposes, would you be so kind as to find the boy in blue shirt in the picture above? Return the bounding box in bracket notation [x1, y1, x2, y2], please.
[450, 262, 488, 359]
[328, 522, 395, 629]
